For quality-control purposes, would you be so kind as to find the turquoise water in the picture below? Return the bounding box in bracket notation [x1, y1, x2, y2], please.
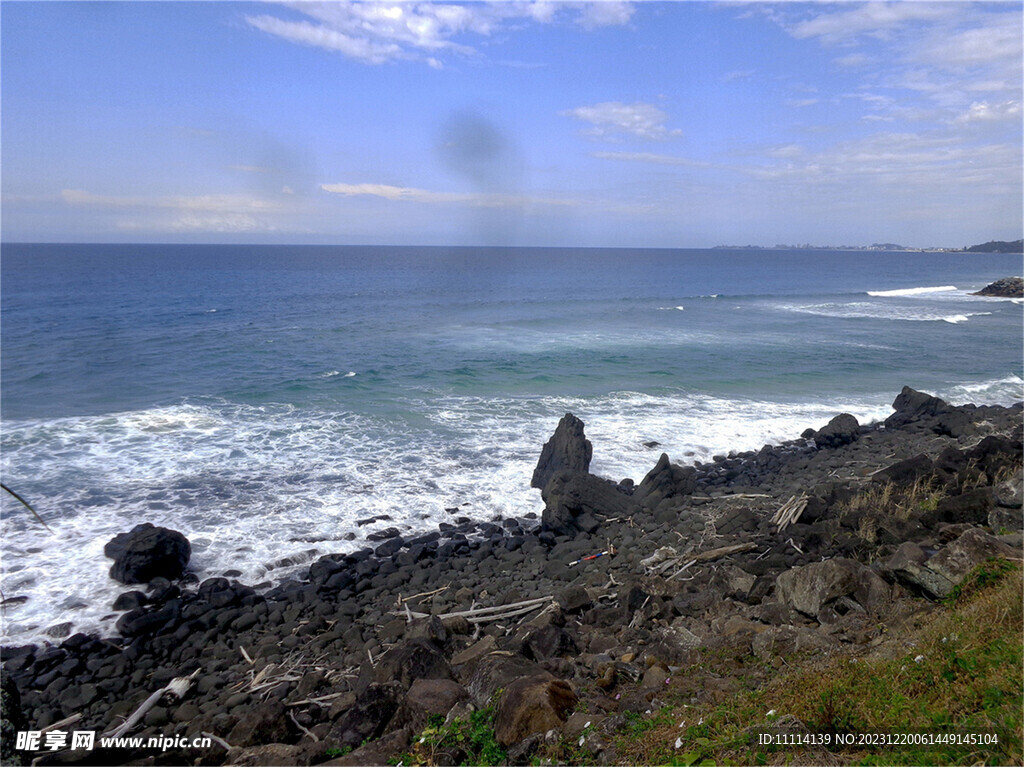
[2, 243, 1021, 642]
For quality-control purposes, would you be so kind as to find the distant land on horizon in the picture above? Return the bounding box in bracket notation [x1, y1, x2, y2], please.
[712, 239, 1024, 254]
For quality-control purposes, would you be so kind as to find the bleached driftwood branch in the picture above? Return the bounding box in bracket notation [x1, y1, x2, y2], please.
[690, 542, 758, 561]
[772, 495, 809, 532]
[104, 670, 199, 739]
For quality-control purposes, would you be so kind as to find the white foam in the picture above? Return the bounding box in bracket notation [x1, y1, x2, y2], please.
[780, 301, 993, 323]
[866, 285, 957, 297]
[938, 375, 1024, 405]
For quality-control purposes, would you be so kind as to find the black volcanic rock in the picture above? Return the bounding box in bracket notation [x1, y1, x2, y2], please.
[814, 413, 860, 448]
[972, 276, 1023, 297]
[541, 470, 636, 536]
[104, 523, 191, 585]
[633, 453, 697, 509]
[531, 413, 592, 489]
[884, 387, 950, 428]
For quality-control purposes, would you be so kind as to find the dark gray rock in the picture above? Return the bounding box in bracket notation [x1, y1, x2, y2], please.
[531, 413, 593, 490]
[971, 277, 1023, 298]
[541, 471, 636, 537]
[493, 675, 577, 747]
[523, 625, 578, 660]
[884, 387, 949, 429]
[814, 413, 860, 448]
[872, 454, 934, 486]
[227, 699, 293, 747]
[330, 682, 404, 749]
[633, 453, 696, 509]
[994, 470, 1023, 508]
[775, 558, 889, 619]
[373, 638, 453, 690]
[104, 523, 191, 584]
[387, 678, 469, 733]
[884, 528, 1016, 598]
[922, 488, 993, 527]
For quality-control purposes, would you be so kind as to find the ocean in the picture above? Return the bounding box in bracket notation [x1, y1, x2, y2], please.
[2, 243, 1021, 644]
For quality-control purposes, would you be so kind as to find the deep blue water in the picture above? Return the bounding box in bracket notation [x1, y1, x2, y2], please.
[2, 243, 1021, 642]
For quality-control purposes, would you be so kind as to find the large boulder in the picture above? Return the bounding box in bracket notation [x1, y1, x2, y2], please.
[387, 679, 469, 733]
[373, 638, 453, 690]
[813, 413, 860, 448]
[493, 675, 577, 747]
[541, 471, 636, 536]
[531, 414, 593, 489]
[884, 387, 949, 428]
[633, 453, 697, 509]
[104, 523, 191, 584]
[330, 682, 404, 749]
[775, 558, 889, 620]
[971, 277, 1023, 298]
[884, 528, 1017, 598]
[871, 454, 934, 486]
[227, 699, 293, 748]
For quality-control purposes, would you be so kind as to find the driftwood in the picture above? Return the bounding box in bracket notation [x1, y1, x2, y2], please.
[288, 710, 319, 741]
[104, 670, 199, 739]
[666, 559, 697, 581]
[395, 595, 555, 625]
[40, 713, 82, 734]
[772, 494, 809, 532]
[284, 690, 350, 707]
[396, 584, 448, 607]
[690, 542, 758, 562]
[201, 732, 234, 752]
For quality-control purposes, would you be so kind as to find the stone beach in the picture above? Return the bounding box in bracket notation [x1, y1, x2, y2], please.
[1, 387, 1022, 766]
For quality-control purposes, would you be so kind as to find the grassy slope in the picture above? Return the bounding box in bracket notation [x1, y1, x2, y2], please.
[609, 560, 1022, 767]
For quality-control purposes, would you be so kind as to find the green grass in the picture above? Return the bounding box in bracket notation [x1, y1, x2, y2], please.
[390, 702, 507, 766]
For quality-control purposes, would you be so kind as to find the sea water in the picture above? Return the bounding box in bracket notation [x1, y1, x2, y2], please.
[2, 244, 1021, 644]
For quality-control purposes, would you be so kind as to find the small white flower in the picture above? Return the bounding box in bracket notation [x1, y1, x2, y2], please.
[698, 717, 704, 725]
[584, 721, 591, 729]
[578, 736, 585, 747]
[766, 709, 776, 717]
[678, 720, 686, 728]
[914, 654, 925, 663]
[674, 737, 683, 749]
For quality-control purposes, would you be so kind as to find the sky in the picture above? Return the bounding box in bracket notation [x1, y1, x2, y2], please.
[1, 1, 1021, 248]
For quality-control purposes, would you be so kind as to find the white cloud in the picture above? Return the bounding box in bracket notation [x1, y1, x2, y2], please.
[789, 3, 952, 43]
[562, 101, 682, 141]
[591, 151, 709, 167]
[320, 182, 576, 208]
[740, 132, 1020, 190]
[60, 189, 286, 233]
[953, 100, 1022, 125]
[576, 1, 634, 30]
[246, 2, 634, 66]
[61, 189, 281, 211]
[723, 69, 755, 83]
[246, 14, 403, 63]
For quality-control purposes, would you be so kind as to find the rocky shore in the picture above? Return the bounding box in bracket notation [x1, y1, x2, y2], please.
[2, 387, 1022, 766]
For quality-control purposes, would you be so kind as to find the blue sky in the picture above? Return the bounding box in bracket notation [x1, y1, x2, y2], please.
[2, 1, 1021, 247]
